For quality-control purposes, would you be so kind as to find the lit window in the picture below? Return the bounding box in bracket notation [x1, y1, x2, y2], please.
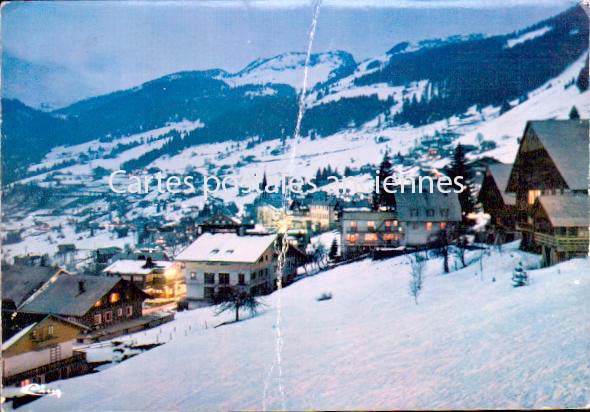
[364, 233, 378, 241]
[94, 299, 102, 308]
[393, 220, 398, 227]
[426, 222, 433, 231]
[190, 272, 197, 280]
[105, 311, 113, 323]
[385, 220, 391, 228]
[126, 306, 133, 317]
[346, 233, 359, 243]
[383, 233, 397, 241]
[110, 292, 120, 304]
[117, 308, 123, 317]
[367, 221, 375, 230]
[350, 221, 357, 228]
[527, 189, 541, 205]
[94, 314, 102, 325]
[48, 325, 54, 337]
[440, 222, 447, 230]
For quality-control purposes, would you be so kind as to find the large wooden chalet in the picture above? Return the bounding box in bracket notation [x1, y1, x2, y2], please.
[506, 119, 589, 266]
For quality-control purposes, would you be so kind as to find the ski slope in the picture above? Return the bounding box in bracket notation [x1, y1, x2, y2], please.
[27, 243, 590, 411]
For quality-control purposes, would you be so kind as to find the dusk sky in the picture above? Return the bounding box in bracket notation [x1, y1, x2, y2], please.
[2, 0, 577, 108]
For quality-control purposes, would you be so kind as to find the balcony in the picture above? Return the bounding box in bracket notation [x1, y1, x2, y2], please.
[534, 232, 589, 252]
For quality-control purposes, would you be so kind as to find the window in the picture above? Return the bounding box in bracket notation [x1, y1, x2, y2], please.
[364, 233, 378, 241]
[94, 314, 102, 325]
[204, 273, 215, 284]
[204, 287, 215, 299]
[238, 273, 245, 285]
[346, 233, 359, 243]
[48, 325, 54, 337]
[126, 306, 133, 317]
[110, 292, 120, 304]
[440, 222, 447, 230]
[367, 221, 375, 231]
[104, 311, 113, 323]
[410, 209, 419, 217]
[118, 308, 123, 317]
[219, 273, 230, 285]
[94, 299, 102, 308]
[527, 189, 541, 205]
[440, 209, 449, 217]
[350, 221, 357, 228]
[383, 233, 397, 241]
[567, 227, 578, 237]
[426, 209, 435, 217]
[251, 271, 257, 280]
[426, 222, 433, 231]
[190, 272, 197, 280]
[385, 220, 391, 228]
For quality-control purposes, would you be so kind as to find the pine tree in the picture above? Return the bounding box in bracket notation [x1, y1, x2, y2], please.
[374, 152, 396, 211]
[511, 262, 528, 287]
[448, 144, 475, 220]
[569, 106, 580, 120]
[329, 238, 338, 261]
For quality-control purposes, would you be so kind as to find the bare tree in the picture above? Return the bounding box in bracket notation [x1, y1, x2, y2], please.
[408, 252, 426, 304]
[213, 286, 263, 322]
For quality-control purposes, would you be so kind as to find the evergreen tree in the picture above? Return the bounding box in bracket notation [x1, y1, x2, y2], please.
[329, 238, 338, 261]
[511, 262, 528, 287]
[448, 144, 475, 220]
[569, 106, 580, 120]
[577, 56, 589, 92]
[499, 101, 512, 115]
[374, 152, 396, 211]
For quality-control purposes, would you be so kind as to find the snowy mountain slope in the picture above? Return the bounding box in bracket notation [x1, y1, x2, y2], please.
[458, 52, 590, 163]
[224, 51, 356, 90]
[28, 243, 590, 411]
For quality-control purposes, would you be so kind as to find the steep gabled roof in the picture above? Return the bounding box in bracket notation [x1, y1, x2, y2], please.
[1, 265, 62, 308]
[508, 120, 589, 191]
[19, 275, 122, 317]
[487, 163, 516, 206]
[536, 195, 590, 227]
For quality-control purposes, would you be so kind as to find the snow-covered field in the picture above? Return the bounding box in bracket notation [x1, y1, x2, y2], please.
[26, 243, 590, 411]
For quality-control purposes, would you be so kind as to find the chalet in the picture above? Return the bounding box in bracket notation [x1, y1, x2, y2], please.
[2, 315, 91, 386]
[18, 274, 150, 341]
[477, 163, 519, 242]
[506, 119, 589, 265]
[530, 195, 589, 266]
[395, 189, 462, 247]
[340, 209, 400, 258]
[103, 258, 185, 299]
[2, 265, 67, 339]
[176, 233, 282, 307]
[197, 213, 255, 235]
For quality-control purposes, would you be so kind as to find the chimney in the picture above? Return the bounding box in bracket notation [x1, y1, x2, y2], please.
[78, 280, 85, 294]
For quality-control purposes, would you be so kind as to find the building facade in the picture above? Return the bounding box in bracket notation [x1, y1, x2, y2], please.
[506, 119, 589, 266]
[176, 233, 285, 307]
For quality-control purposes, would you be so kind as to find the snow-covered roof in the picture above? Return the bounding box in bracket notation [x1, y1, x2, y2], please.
[2, 323, 37, 352]
[103, 259, 174, 275]
[175, 233, 277, 263]
[536, 195, 590, 227]
[486, 163, 516, 206]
